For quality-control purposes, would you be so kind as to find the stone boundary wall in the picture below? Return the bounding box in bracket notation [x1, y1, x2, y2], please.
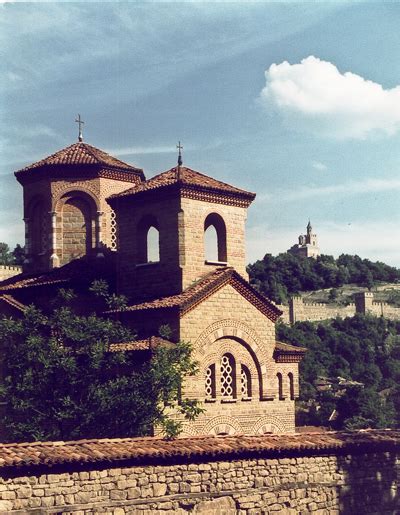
[0, 430, 399, 513]
[283, 292, 400, 324]
[0, 266, 22, 282]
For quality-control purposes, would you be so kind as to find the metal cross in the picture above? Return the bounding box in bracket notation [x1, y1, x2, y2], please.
[177, 141, 183, 166]
[75, 114, 84, 142]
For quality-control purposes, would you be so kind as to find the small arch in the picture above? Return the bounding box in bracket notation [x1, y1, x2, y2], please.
[137, 215, 160, 264]
[204, 213, 227, 263]
[205, 364, 216, 400]
[277, 373, 284, 400]
[240, 364, 252, 399]
[203, 416, 243, 436]
[252, 415, 288, 435]
[220, 353, 236, 399]
[61, 195, 94, 261]
[288, 372, 295, 400]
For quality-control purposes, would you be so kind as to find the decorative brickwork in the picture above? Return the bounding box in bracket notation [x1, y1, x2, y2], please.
[15, 141, 143, 272]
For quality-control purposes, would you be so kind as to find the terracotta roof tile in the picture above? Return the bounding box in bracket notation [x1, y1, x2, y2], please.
[0, 294, 27, 312]
[109, 337, 173, 352]
[0, 256, 116, 293]
[109, 166, 255, 200]
[106, 267, 282, 322]
[0, 430, 399, 470]
[274, 341, 307, 354]
[15, 142, 143, 175]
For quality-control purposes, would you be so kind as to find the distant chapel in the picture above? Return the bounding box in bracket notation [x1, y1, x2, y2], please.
[0, 130, 305, 436]
[288, 221, 320, 259]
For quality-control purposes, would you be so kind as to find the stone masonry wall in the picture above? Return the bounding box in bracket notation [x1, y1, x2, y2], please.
[180, 283, 297, 436]
[0, 266, 22, 282]
[1, 449, 398, 513]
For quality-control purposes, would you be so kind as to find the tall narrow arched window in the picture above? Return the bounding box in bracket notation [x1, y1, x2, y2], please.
[220, 353, 236, 398]
[288, 373, 295, 400]
[277, 373, 284, 400]
[147, 226, 160, 263]
[204, 213, 227, 263]
[205, 364, 216, 400]
[137, 216, 160, 264]
[240, 365, 252, 399]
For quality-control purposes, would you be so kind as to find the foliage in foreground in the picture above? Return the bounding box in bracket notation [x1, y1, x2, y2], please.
[277, 315, 400, 430]
[0, 289, 201, 442]
[248, 253, 400, 304]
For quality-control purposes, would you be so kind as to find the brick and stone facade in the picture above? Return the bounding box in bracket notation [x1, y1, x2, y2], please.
[4, 141, 306, 436]
[15, 142, 144, 273]
[108, 164, 305, 435]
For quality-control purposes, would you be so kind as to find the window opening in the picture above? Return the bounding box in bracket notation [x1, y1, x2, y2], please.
[288, 373, 295, 400]
[220, 354, 235, 398]
[204, 213, 227, 263]
[240, 365, 252, 398]
[147, 226, 160, 263]
[277, 373, 284, 400]
[205, 364, 216, 400]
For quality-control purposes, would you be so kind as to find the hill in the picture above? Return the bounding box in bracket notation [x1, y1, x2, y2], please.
[278, 315, 400, 430]
[248, 253, 400, 305]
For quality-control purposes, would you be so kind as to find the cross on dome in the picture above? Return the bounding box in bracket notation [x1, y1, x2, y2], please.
[75, 114, 85, 142]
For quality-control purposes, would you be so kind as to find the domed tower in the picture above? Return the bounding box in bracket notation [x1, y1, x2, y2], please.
[15, 136, 144, 273]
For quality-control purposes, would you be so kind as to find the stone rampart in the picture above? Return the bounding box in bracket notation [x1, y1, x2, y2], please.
[285, 292, 400, 324]
[0, 430, 399, 513]
[0, 266, 22, 282]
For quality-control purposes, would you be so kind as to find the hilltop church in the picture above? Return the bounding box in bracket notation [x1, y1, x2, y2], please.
[0, 127, 304, 436]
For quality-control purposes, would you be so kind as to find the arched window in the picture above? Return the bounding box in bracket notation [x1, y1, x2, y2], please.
[220, 353, 236, 398]
[205, 364, 216, 400]
[288, 373, 295, 400]
[147, 226, 160, 263]
[62, 196, 93, 262]
[204, 213, 227, 263]
[240, 365, 252, 398]
[277, 373, 284, 400]
[137, 216, 160, 264]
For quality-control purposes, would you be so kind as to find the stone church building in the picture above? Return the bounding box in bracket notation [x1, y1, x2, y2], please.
[0, 135, 305, 436]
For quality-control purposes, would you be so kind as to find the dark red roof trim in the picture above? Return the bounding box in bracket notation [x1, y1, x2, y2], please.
[0, 430, 398, 471]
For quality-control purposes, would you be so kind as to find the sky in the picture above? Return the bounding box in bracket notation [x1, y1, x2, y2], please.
[1, 1, 400, 266]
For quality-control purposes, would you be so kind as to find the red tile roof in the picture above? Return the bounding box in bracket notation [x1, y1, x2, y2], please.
[106, 267, 282, 322]
[15, 142, 143, 175]
[109, 336, 173, 352]
[108, 166, 255, 201]
[0, 430, 398, 470]
[0, 256, 116, 293]
[0, 294, 27, 312]
[274, 341, 307, 355]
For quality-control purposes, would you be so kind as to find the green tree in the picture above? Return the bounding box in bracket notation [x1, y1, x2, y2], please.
[0, 243, 12, 265]
[0, 289, 202, 442]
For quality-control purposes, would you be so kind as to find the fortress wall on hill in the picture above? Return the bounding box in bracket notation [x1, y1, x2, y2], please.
[0, 265, 22, 282]
[283, 292, 400, 324]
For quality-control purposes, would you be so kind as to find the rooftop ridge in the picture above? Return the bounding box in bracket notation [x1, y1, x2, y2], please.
[0, 429, 399, 470]
[108, 165, 255, 201]
[15, 141, 144, 176]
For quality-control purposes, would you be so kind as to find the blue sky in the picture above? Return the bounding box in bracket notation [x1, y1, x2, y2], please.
[1, 2, 400, 266]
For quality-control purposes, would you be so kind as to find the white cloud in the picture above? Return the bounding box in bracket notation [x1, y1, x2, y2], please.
[246, 220, 400, 267]
[261, 177, 400, 203]
[312, 161, 327, 171]
[260, 56, 400, 139]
